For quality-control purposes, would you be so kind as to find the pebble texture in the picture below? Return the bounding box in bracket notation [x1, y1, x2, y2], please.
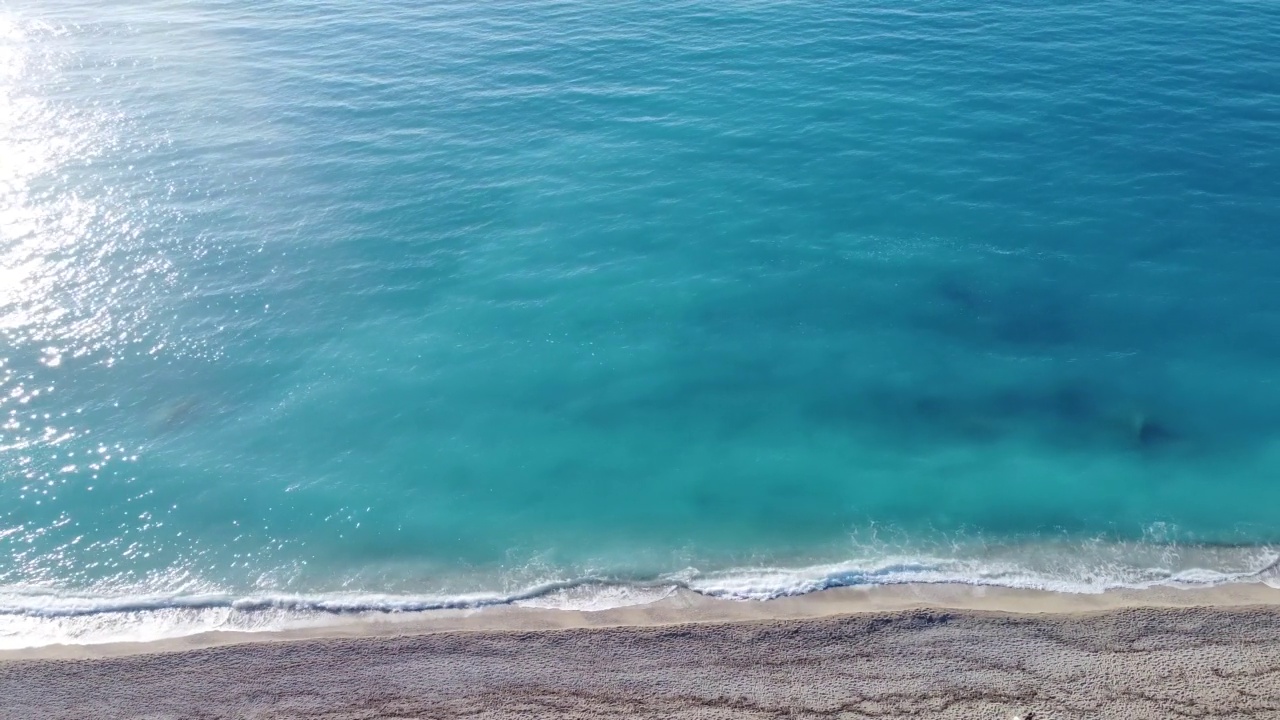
[2, 607, 1279, 719]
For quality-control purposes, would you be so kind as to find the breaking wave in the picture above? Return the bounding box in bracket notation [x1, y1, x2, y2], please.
[3, 540, 1277, 649]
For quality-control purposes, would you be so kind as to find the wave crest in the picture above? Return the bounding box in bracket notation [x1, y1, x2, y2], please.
[2, 543, 1277, 648]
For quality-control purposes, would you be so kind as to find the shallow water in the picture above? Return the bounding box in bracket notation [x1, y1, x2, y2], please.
[2, 0, 1279, 645]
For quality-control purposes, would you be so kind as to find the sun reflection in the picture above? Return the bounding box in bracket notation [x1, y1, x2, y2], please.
[1, 14, 88, 335]
[0, 5, 251, 619]
[0, 11, 172, 362]
[1, 11, 160, 523]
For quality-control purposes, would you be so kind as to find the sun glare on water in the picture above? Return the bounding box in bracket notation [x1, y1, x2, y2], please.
[0, 11, 155, 490]
[0, 12, 148, 360]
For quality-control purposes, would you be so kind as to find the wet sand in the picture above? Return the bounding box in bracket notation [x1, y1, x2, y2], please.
[3, 583, 1280, 719]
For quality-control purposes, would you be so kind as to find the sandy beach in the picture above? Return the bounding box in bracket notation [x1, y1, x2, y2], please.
[3, 583, 1279, 719]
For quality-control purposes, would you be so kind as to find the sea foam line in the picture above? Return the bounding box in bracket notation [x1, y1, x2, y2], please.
[0, 578, 623, 618]
[3, 550, 1278, 620]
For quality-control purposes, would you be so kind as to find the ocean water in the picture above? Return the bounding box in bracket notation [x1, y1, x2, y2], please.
[3, 0, 1280, 646]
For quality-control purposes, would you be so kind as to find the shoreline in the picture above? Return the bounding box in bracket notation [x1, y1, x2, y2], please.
[3, 590, 1279, 719]
[5, 579, 1279, 660]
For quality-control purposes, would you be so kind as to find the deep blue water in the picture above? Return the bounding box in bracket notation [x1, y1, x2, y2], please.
[2, 0, 1279, 644]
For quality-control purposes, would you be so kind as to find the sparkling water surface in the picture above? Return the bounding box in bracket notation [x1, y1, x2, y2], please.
[2, 0, 1279, 643]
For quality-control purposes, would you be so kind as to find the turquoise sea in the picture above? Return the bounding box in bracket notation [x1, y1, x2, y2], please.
[2, 0, 1279, 645]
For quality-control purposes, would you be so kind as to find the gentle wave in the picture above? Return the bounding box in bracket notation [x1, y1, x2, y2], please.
[2, 546, 1277, 648]
[0, 578, 628, 619]
[682, 552, 1280, 600]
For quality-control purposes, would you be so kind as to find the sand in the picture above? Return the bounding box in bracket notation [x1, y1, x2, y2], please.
[3, 583, 1280, 719]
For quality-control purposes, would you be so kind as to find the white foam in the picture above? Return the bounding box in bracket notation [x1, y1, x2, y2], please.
[514, 582, 677, 611]
[679, 552, 1279, 600]
[2, 543, 1276, 649]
